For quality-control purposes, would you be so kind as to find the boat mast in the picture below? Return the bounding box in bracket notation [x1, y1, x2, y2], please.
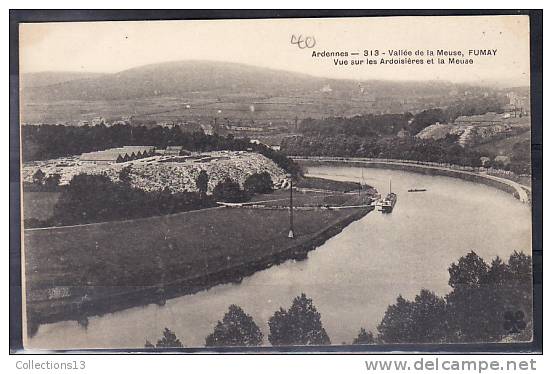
[389, 179, 392, 194]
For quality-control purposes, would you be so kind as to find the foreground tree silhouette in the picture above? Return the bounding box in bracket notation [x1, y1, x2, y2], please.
[144, 340, 154, 348]
[205, 305, 263, 347]
[448, 250, 489, 290]
[446, 250, 532, 342]
[268, 293, 331, 346]
[377, 250, 532, 344]
[352, 328, 375, 345]
[378, 290, 447, 343]
[145, 328, 183, 348]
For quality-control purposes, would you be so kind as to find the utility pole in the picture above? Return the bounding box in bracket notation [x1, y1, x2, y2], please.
[288, 175, 294, 239]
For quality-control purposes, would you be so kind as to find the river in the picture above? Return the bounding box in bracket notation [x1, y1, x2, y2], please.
[27, 165, 532, 349]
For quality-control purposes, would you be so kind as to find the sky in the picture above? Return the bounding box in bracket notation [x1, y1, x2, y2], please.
[19, 16, 530, 85]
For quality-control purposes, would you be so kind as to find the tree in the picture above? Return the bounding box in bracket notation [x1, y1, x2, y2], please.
[377, 290, 448, 343]
[352, 328, 375, 345]
[486, 257, 509, 286]
[155, 328, 183, 348]
[409, 290, 448, 342]
[32, 169, 45, 185]
[44, 173, 61, 189]
[53, 174, 120, 224]
[507, 251, 532, 283]
[205, 305, 263, 347]
[409, 108, 447, 136]
[119, 165, 133, 185]
[268, 293, 330, 346]
[445, 251, 532, 342]
[448, 251, 489, 290]
[375, 251, 533, 344]
[377, 295, 414, 343]
[446, 251, 504, 342]
[144, 340, 155, 348]
[196, 170, 209, 197]
[243, 172, 273, 194]
[212, 178, 248, 203]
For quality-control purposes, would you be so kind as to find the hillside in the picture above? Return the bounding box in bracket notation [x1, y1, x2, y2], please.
[20, 71, 107, 89]
[23, 61, 332, 101]
[22, 61, 468, 102]
[20, 61, 474, 124]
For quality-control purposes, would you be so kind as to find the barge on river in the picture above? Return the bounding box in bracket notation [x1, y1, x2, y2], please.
[378, 179, 397, 213]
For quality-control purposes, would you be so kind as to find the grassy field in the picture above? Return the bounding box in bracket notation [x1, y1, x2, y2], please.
[295, 176, 363, 192]
[22, 94, 368, 125]
[24, 186, 374, 329]
[22, 191, 60, 221]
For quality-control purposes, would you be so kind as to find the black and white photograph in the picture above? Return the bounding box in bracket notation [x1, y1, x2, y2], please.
[13, 12, 540, 352]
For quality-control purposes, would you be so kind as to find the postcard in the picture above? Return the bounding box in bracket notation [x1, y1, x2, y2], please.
[18, 14, 535, 350]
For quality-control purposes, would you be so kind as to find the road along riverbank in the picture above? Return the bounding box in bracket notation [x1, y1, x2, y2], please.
[292, 157, 530, 204]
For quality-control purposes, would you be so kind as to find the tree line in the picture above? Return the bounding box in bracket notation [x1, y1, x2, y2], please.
[299, 96, 507, 138]
[24, 170, 276, 228]
[282, 134, 485, 167]
[282, 134, 531, 175]
[21, 123, 301, 177]
[143, 250, 532, 348]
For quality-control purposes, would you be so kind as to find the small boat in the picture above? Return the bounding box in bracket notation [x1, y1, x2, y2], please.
[408, 188, 427, 192]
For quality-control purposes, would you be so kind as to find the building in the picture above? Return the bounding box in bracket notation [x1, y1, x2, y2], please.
[397, 129, 411, 138]
[164, 146, 190, 156]
[80, 146, 155, 164]
[480, 156, 491, 167]
[80, 150, 129, 164]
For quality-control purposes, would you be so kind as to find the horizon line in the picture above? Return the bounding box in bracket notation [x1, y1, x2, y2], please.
[20, 59, 530, 88]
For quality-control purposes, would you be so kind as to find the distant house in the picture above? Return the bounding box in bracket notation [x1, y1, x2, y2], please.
[494, 155, 511, 165]
[91, 117, 107, 126]
[164, 146, 190, 156]
[397, 129, 411, 138]
[454, 113, 503, 126]
[177, 122, 203, 133]
[480, 156, 491, 167]
[320, 84, 332, 93]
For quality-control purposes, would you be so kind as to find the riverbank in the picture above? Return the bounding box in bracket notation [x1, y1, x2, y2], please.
[293, 157, 530, 204]
[24, 180, 374, 336]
